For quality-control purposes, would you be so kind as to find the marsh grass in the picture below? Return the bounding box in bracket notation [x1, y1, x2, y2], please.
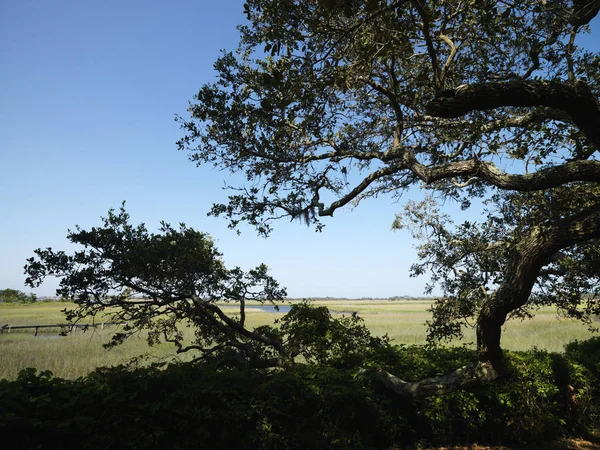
[0, 301, 75, 325]
[0, 303, 282, 380]
[0, 300, 595, 380]
[317, 300, 595, 351]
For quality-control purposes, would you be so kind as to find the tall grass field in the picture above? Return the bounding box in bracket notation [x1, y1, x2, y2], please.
[0, 300, 596, 380]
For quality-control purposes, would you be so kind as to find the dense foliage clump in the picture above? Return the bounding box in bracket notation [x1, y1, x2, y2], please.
[24, 206, 390, 371]
[1, 340, 599, 449]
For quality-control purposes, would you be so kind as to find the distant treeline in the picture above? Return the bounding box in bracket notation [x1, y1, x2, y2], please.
[3, 295, 435, 304]
[0, 289, 37, 304]
[288, 296, 434, 301]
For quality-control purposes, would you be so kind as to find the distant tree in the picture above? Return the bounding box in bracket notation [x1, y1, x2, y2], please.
[25, 205, 384, 369]
[176, 0, 600, 396]
[0, 288, 36, 304]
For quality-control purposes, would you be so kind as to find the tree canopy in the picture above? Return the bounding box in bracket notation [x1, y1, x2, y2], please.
[175, 0, 600, 388]
[22, 0, 600, 398]
[25, 205, 386, 370]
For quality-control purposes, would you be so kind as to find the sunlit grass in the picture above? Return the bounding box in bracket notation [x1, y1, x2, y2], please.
[0, 302, 282, 380]
[0, 301, 75, 325]
[0, 300, 596, 380]
[0, 330, 159, 380]
[313, 299, 595, 351]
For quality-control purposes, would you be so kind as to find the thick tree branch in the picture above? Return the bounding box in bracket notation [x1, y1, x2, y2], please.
[313, 155, 600, 218]
[426, 80, 600, 151]
[553, 202, 600, 245]
[378, 361, 499, 399]
[570, 0, 600, 26]
[406, 157, 600, 190]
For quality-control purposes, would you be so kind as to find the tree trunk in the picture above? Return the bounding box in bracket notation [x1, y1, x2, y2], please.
[380, 239, 548, 397]
[476, 301, 505, 367]
[476, 254, 546, 371]
[380, 206, 600, 399]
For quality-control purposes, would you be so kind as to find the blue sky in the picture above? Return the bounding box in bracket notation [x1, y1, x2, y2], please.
[0, 2, 597, 298]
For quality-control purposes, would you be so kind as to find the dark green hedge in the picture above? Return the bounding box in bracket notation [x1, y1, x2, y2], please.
[1, 338, 599, 449]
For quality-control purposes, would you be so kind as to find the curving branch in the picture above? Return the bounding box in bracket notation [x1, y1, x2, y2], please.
[570, 0, 600, 26]
[317, 165, 403, 216]
[451, 177, 478, 188]
[378, 361, 499, 399]
[197, 296, 288, 357]
[425, 79, 600, 151]
[404, 155, 600, 190]
[438, 33, 457, 86]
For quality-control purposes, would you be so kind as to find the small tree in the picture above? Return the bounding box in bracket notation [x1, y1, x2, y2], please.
[25, 205, 288, 368]
[25, 205, 385, 368]
[176, 0, 600, 396]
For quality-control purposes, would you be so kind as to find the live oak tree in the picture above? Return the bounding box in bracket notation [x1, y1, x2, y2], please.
[25, 205, 382, 369]
[24, 206, 287, 368]
[176, 0, 600, 396]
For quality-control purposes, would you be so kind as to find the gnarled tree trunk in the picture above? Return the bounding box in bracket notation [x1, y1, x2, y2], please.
[381, 206, 600, 399]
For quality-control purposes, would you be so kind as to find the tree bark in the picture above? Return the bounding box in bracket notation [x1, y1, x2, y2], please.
[426, 80, 600, 151]
[381, 206, 600, 399]
[379, 361, 499, 398]
[571, 0, 600, 26]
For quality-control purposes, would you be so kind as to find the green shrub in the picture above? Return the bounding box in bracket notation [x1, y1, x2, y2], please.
[563, 336, 600, 433]
[1, 340, 599, 449]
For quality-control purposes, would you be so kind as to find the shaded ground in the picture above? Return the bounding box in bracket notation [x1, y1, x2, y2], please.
[411, 438, 600, 449]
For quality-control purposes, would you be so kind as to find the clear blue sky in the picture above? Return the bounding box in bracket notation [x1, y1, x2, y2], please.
[0, 2, 597, 298]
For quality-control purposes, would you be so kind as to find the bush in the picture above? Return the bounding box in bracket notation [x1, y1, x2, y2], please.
[1, 340, 599, 449]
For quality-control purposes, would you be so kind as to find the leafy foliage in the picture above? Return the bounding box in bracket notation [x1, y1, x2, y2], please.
[2, 340, 599, 449]
[24, 204, 289, 367]
[24, 206, 392, 370]
[277, 301, 389, 366]
[395, 186, 600, 342]
[176, 0, 600, 363]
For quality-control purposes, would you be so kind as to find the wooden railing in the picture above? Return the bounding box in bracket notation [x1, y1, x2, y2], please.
[0, 322, 128, 336]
